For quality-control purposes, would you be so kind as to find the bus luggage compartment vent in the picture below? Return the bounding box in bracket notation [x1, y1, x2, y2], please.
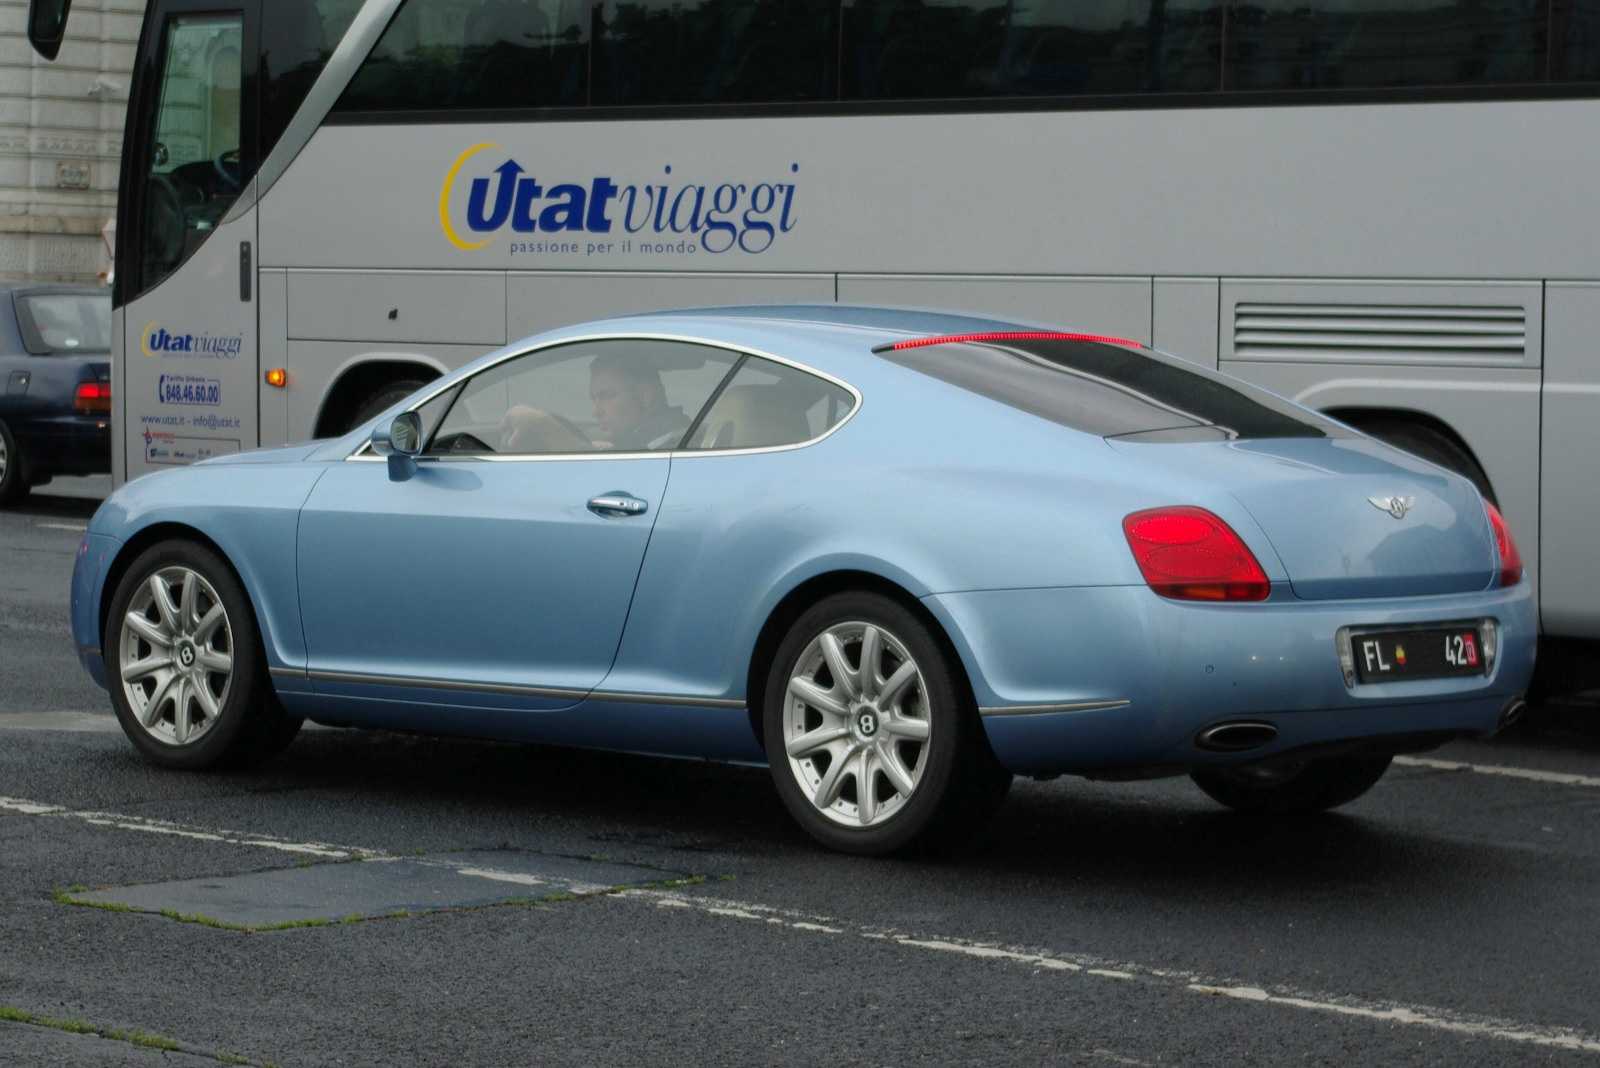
[1232, 302, 1526, 365]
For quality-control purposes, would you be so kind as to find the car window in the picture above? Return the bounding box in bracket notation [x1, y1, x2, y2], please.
[880, 335, 1350, 441]
[14, 292, 112, 355]
[684, 356, 856, 450]
[429, 339, 740, 455]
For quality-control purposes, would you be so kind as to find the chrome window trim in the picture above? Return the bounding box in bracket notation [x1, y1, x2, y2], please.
[345, 330, 863, 463]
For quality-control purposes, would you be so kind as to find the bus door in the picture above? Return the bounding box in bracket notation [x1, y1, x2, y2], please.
[116, 3, 260, 483]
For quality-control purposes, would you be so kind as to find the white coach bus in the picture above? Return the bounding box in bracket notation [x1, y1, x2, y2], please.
[27, 0, 1600, 681]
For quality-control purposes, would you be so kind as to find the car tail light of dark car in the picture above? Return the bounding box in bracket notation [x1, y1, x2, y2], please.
[1486, 503, 1524, 587]
[73, 381, 111, 414]
[1122, 506, 1271, 602]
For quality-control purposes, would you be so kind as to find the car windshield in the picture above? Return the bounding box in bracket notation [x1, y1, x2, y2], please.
[878, 334, 1350, 442]
[15, 291, 112, 355]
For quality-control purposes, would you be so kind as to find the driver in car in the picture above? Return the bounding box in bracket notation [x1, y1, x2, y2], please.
[498, 352, 690, 452]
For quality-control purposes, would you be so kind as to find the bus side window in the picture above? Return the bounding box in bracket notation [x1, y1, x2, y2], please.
[699, 0, 835, 103]
[456, 0, 549, 107]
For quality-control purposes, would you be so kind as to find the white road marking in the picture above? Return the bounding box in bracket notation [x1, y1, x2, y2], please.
[38, 522, 88, 532]
[631, 891, 1600, 1055]
[455, 868, 554, 888]
[453, 867, 614, 895]
[1193, 985, 1600, 1053]
[0, 795, 379, 860]
[0, 712, 120, 732]
[1394, 755, 1600, 788]
[897, 936, 1082, 971]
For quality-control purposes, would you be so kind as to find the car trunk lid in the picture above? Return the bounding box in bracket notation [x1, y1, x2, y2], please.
[1108, 436, 1498, 599]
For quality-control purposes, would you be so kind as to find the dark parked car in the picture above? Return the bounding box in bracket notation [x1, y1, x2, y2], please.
[0, 281, 112, 504]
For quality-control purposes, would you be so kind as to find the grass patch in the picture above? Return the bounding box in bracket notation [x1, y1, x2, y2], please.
[0, 1006, 192, 1058]
[108, 1028, 180, 1051]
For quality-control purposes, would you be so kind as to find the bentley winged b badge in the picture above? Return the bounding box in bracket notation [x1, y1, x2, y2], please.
[1368, 495, 1416, 520]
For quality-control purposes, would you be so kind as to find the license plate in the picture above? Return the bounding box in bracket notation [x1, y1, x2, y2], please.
[1349, 626, 1485, 684]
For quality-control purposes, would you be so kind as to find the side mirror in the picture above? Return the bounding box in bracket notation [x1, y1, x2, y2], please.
[370, 412, 422, 480]
[28, 0, 72, 62]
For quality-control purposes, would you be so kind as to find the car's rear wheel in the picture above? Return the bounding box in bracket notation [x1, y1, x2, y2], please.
[0, 418, 33, 505]
[1190, 756, 1392, 814]
[106, 540, 302, 770]
[763, 592, 1011, 854]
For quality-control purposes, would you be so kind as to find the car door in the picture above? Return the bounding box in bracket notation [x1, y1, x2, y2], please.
[295, 338, 739, 710]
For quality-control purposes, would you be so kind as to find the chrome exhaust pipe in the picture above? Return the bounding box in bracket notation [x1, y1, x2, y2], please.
[1498, 698, 1527, 730]
[1195, 721, 1279, 753]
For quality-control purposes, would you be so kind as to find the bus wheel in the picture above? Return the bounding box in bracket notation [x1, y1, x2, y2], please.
[1353, 417, 1496, 505]
[347, 379, 426, 434]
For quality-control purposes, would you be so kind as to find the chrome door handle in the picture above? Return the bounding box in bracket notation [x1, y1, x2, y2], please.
[588, 494, 649, 518]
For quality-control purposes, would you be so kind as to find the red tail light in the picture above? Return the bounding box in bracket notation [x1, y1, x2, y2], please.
[73, 381, 111, 414]
[1122, 507, 1271, 602]
[1486, 503, 1524, 587]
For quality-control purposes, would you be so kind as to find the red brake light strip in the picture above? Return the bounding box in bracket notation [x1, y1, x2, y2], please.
[889, 331, 1141, 351]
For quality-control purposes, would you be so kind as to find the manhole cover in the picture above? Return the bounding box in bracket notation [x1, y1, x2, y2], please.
[69, 851, 687, 928]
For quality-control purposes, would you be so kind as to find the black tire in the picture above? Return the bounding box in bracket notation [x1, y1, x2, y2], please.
[0, 418, 33, 505]
[1354, 417, 1496, 505]
[104, 540, 302, 770]
[346, 379, 427, 435]
[1191, 756, 1392, 815]
[763, 592, 1011, 855]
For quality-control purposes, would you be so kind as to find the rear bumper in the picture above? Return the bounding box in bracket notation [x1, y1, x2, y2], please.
[15, 412, 111, 476]
[925, 581, 1537, 776]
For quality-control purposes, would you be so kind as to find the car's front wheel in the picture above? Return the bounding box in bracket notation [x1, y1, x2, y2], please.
[763, 592, 1011, 854]
[105, 540, 302, 770]
[1190, 756, 1392, 814]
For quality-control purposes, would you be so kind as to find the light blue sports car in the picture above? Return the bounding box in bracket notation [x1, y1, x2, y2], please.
[71, 306, 1535, 854]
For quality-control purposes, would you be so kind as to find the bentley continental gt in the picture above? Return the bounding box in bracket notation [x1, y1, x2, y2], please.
[71, 306, 1536, 853]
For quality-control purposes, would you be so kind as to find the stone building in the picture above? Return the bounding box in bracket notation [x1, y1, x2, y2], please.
[1, 0, 141, 283]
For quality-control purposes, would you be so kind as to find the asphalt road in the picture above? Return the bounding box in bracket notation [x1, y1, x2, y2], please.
[3, 476, 1598, 1066]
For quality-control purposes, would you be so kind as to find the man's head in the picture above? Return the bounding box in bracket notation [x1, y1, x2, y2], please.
[588, 353, 667, 442]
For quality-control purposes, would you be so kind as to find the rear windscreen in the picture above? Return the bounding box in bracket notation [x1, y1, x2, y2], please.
[879, 336, 1349, 441]
[14, 292, 111, 355]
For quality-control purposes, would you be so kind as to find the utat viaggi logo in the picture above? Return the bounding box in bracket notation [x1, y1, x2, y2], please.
[141, 323, 244, 358]
[440, 143, 799, 256]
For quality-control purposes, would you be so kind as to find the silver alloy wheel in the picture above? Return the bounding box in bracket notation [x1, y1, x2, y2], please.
[0, 430, 9, 480]
[781, 620, 932, 828]
[117, 565, 235, 746]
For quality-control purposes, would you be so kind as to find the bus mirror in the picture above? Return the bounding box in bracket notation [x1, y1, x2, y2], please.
[28, 0, 72, 62]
